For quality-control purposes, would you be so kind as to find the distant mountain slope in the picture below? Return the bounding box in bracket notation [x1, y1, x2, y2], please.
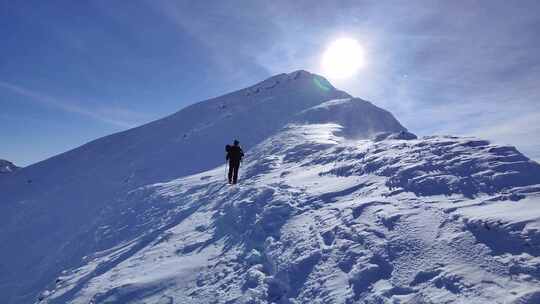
[0, 71, 408, 304]
[0, 159, 19, 174]
[39, 123, 540, 304]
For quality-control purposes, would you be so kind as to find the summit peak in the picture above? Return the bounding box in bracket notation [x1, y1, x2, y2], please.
[0, 159, 19, 174]
[245, 69, 338, 96]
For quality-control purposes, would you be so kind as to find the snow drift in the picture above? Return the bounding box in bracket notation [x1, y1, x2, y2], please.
[1, 71, 539, 304]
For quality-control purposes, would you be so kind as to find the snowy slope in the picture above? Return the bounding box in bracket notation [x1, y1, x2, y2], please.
[0, 159, 19, 174]
[0, 71, 408, 304]
[37, 122, 540, 303]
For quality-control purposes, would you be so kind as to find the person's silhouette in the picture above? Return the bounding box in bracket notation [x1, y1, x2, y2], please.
[226, 140, 244, 184]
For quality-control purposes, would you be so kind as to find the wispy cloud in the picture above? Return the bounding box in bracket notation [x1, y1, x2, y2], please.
[0, 80, 150, 128]
[145, 1, 287, 87]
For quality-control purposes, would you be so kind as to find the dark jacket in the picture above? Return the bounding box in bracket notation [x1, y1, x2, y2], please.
[226, 145, 244, 163]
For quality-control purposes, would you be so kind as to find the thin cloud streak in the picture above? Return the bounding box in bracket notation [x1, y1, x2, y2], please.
[146, 1, 275, 86]
[0, 80, 143, 128]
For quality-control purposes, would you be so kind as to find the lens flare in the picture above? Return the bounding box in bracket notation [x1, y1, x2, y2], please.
[321, 38, 366, 79]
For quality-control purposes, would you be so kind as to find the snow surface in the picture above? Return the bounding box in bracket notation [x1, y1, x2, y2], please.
[1, 71, 540, 304]
[37, 124, 540, 303]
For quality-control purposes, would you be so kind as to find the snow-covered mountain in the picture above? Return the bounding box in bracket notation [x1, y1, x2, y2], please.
[1, 70, 540, 304]
[0, 71, 406, 304]
[0, 159, 19, 174]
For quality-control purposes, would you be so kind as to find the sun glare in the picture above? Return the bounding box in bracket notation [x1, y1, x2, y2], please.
[321, 38, 366, 79]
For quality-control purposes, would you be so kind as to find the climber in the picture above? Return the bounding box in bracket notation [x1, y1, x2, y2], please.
[225, 140, 244, 184]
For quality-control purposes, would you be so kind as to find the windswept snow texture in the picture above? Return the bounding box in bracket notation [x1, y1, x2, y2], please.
[0, 159, 19, 174]
[294, 98, 406, 139]
[38, 124, 540, 304]
[0, 71, 408, 304]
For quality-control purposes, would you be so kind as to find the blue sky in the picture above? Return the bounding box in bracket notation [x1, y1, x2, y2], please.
[1, 1, 539, 166]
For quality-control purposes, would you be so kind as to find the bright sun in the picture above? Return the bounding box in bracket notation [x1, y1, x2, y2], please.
[321, 38, 366, 79]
